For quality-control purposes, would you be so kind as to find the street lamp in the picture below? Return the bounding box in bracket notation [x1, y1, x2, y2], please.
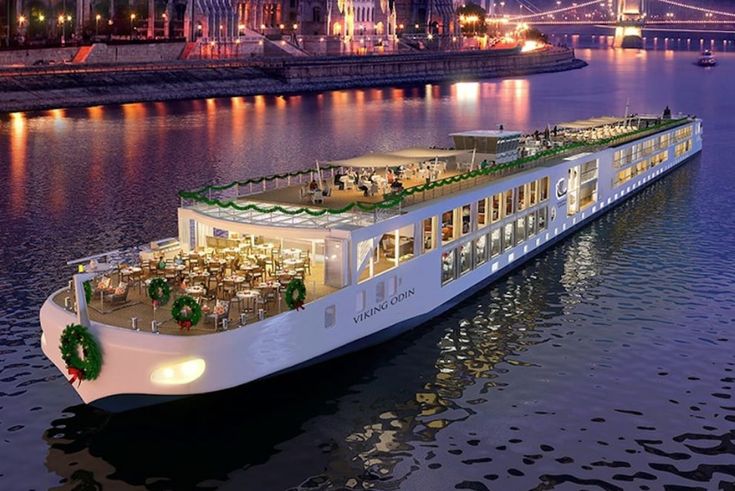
[130, 13, 136, 39]
[95, 14, 101, 37]
[58, 14, 65, 46]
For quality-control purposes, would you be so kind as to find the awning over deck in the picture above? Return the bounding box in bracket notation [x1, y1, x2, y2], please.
[558, 116, 627, 130]
[327, 148, 471, 168]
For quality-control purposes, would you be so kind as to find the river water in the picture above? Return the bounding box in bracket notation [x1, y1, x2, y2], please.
[1, 47, 734, 490]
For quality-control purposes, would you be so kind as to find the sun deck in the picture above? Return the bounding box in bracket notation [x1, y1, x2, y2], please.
[180, 116, 689, 230]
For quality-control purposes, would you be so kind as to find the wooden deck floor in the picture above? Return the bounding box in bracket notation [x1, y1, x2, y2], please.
[249, 168, 465, 209]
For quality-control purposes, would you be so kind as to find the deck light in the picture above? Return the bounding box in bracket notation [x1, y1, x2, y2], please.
[150, 358, 206, 385]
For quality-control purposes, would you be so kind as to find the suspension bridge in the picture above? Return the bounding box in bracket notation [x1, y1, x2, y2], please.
[494, 0, 735, 48]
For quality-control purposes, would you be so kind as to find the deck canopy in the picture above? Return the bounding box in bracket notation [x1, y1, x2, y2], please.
[327, 148, 471, 168]
[558, 116, 627, 131]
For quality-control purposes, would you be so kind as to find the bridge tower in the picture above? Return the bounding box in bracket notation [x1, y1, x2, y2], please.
[614, 0, 646, 48]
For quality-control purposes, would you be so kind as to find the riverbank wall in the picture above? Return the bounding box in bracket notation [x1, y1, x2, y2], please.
[0, 47, 586, 113]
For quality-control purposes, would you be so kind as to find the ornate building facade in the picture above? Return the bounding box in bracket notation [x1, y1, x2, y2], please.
[3, 0, 456, 47]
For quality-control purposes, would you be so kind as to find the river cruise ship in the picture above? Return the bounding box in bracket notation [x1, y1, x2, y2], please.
[40, 110, 703, 411]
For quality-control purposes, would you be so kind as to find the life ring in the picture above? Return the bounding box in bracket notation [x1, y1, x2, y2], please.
[59, 324, 102, 386]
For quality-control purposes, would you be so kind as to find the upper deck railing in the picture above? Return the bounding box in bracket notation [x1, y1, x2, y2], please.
[179, 117, 691, 228]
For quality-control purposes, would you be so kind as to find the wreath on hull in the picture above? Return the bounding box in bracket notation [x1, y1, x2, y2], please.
[171, 295, 202, 331]
[59, 324, 102, 386]
[285, 278, 307, 311]
[148, 278, 171, 307]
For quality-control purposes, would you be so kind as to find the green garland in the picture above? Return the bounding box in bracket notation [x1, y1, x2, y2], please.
[171, 295, 202, 330]
[148, 278, 171, 307]
[179, 118, 688, 217]
[59, 324, 102, 385]
[285, 278, 306, 310]
[83, 281, 92, 304]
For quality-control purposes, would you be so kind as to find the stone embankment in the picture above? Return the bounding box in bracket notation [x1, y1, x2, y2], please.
[0, 47, 586, 113]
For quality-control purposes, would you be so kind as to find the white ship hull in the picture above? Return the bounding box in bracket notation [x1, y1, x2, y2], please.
[40, 117, 703, 411]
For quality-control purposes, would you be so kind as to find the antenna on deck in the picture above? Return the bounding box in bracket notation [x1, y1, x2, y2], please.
[624, 97, 631, 124]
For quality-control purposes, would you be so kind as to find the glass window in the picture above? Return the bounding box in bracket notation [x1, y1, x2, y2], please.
[423, 217, 435, 253]
[529, 181, 538, 206]
[477, 198, 488, 228]
[539, 177, 549, 201]
[504, 189, 514, 217]
[516, 184, 526, 212]
[441, 210, 454, 244]
[459, 242, 472, 275]
[538, 207, 547, 231]
[475, 235, 488, 266]
[441, 249, 456, 285]
[515, 217, 526, 245]
[503, 223, 514, 251]
[460, 205, 472, 236]
[527, 211, 536, 237]
[490, 229, 501, 257]
[356, 291, 366, 311]
[381, 225, 415, 266]
[491, 193, 501, 223]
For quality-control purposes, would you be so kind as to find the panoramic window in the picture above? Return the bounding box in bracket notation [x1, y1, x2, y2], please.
[529, 181, 538, 206]
[475, 235, 488, 266]
[477, 198, 488, 228]
[515, 216, 526, 245]
[441, 210, 455, 244]
[516, 184, 527, 212]
[503, 223, 514, 251]
[504, 189, 514, 217]
[538, 207, 548, 232]
[459, 242, 472, 275]
[491, 193, 501, 222]
[461, 204, 472, 236]
[423, 217, 435, 253]
[441, 250, 456, 285]
[490, 229, 501, 257]
[539, 177, 549, 201]
[527, 211, 536, 237]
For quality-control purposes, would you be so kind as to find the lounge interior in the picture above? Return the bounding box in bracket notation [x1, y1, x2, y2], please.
[54, 235, 339, 336]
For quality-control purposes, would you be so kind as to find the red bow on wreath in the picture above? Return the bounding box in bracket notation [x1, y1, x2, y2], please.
[152, 300, 159, 308]
[293, 300, 305, 311]
[67, 366, 84, 386]
[178, 320, 192, 331]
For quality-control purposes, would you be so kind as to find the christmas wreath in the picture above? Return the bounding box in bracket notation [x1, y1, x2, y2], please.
[285, 278, 306, 310]
[83, 280, 93, 304]
[59, 324, 102, 386]
[148, 277, 171, 307]
[171, 295, 202, 331]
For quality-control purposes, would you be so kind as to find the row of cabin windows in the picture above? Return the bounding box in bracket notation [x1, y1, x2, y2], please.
[442, 207, 548, 285]
[437, 176, 549, 246]
[357, 176, 549, 284]
[674, 139, 692, 157]
[674, 126, 693, 141]
[613, 126, 691, 168]
[614, 150, 669, 187]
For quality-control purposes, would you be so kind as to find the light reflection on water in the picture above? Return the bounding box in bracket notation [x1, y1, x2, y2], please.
[1, 48, 735, 490]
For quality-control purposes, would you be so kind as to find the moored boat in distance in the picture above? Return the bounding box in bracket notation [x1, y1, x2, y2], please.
[40, 109, 703, 411]
[697, 50, 717, 67]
